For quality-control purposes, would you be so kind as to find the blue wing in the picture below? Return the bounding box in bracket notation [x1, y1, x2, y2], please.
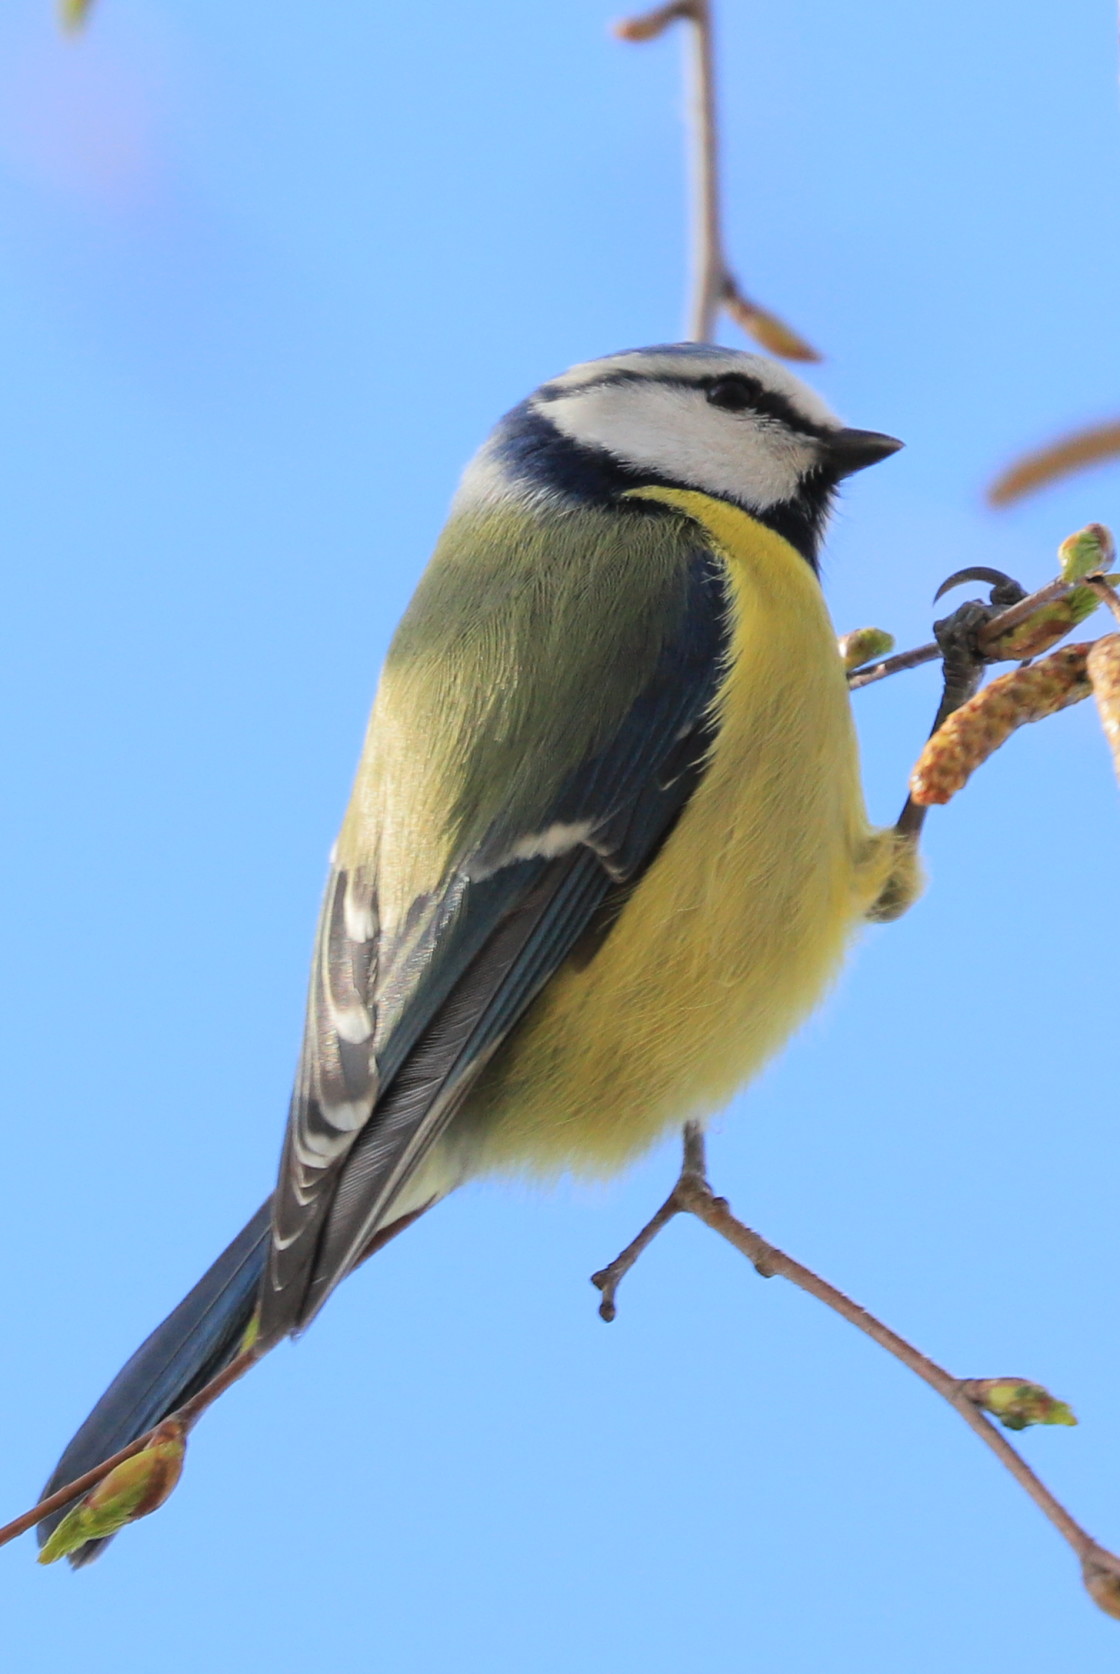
[260, 546, 731, 1342]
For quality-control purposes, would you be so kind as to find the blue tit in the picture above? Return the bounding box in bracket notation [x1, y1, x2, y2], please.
[40, 343, 906, 1561]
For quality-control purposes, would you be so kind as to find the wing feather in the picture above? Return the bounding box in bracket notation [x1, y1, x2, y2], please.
[259, 541, 730, 1343]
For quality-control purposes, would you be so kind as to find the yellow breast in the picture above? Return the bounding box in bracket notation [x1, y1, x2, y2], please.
[460, 489, 891, 1179]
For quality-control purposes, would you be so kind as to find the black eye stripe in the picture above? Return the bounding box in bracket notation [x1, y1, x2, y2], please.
[703, 374, 829, 439]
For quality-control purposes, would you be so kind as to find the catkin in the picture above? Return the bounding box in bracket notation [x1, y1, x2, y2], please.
[909, 643, 1093, 806]
[1088, 634, 1120, 785]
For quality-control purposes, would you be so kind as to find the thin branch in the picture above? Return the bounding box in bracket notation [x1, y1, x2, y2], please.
[594, 1129, 1120, 1613]
[685, 0, 722, 341]
[846, 568, 1113, 692]
[614, 1, 819, 356]
[0, 1343, 261, 1552]
[846, 640, 940, 689]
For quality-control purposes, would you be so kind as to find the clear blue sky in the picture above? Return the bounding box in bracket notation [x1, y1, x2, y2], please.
[3, 1, 1120, 1667]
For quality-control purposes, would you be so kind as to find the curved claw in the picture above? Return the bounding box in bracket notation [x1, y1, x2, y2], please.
[933, 566, 1027, 606]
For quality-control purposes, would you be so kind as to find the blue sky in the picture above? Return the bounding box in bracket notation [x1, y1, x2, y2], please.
[3, 1, 1120, 1668]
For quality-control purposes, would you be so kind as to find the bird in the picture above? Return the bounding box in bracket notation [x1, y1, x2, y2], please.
[39, 343, 908, 1562]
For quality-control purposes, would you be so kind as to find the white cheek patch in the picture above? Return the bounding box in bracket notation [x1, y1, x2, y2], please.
[543, 382, 823, 510]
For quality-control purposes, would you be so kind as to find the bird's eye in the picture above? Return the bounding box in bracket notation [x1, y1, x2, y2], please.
[706, 375, 756, 413]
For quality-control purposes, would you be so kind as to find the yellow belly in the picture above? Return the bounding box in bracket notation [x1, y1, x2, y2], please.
[457, 489, 892, 1179]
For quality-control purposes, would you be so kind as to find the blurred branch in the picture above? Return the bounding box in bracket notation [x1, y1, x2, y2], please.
[594, 1125, 1120, 1622]
[614, 0, 820, 357]
[987, 420, 1120, 506]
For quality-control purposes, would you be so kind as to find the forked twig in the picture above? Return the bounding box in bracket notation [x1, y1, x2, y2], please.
[614, 0, 819, 355]
[593, 1125, 1120, 1618]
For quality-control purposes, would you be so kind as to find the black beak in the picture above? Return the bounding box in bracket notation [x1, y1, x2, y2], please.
[827, 428, 904, 477]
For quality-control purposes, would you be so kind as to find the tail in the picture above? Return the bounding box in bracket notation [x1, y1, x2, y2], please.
[37, 1201, 271, 1566]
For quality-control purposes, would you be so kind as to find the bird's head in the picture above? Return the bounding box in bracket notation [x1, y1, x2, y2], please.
[468, 343, 901, 565]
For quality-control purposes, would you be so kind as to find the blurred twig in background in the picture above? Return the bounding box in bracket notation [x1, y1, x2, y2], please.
[988, 419, 1120, 506]
[58, 0, 95, 33]
[614, 0, 820, 356]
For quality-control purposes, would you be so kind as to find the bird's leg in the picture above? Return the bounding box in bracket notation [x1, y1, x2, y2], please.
[898, 565, 1028, 841]
[867, 568, 1028, 921]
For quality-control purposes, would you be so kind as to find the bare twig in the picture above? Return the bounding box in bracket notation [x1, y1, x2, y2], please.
[594, 1129, 1120, 1616]
[684, 0, 722, 342]
[0, 1343, 261, 1552]
[614, 1, 819, 356]
[846, 639, 941, 689]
